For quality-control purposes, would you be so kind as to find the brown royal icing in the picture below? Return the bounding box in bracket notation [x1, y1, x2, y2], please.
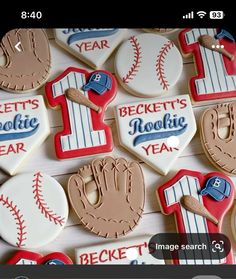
[0, 29, 51, 93]
[68, 157, 145, 238]
[201, 102, 236, 175]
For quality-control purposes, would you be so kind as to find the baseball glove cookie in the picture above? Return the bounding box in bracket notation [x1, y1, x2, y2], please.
[68, 157, 145, 238]
[0, 29, 51, 93]
[200, 102, 236, 176]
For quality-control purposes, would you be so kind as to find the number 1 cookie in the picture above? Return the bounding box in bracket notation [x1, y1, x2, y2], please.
[0, 29, 51, 93]
[179, 28, 236, 102]
[45, 67, 117, 159]
[157, 169, 235, 265]
[115, 33, 183, 97]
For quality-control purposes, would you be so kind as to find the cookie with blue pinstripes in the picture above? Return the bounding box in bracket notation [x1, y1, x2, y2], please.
[45, 67, 117, 159]
[67, 156, 145, 238]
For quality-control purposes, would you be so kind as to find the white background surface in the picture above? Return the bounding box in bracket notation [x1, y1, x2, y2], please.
[0, 28, 236, 264]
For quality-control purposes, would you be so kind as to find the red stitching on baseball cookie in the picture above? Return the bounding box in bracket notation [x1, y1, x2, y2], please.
[32, 172, 65, 226]
[0, 194, 27, 247]
[122, 36, 142, 84]
[156, 40, 174, 90]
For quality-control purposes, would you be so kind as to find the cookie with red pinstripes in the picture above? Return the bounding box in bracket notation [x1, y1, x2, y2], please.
[0, 172, 68, 248]
[114, 33, 183, 98]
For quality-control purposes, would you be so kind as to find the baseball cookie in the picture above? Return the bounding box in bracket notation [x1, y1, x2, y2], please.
[200, 102, 236, 176]
[0, 95, 50, 175]
[0, 172, 68, 248]
[179, 28, 236, 102]
[54, 28, 126, 69]
[157, 169, 235, 265]
[7, 250, 73, 264]
[45, 67, 117, 159]
[0, 29, 51, 93]
[68, 156, 145, 238]
[114, 33, 183, 97]
[115, 95, 196, 175]
[76, 235, 164, 264]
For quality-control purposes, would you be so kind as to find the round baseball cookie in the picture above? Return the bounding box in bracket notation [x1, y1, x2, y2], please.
[68, 156, 145, 238]
[0, 29, 51, 93]
[0, 172, 68, 248]
[114, 33, 183, 98]
[200, 102, 236, 176]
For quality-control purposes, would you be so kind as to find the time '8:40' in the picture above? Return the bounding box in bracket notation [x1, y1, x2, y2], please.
[21, 11, 43, 19]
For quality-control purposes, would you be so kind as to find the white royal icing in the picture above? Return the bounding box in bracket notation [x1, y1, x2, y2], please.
[0, 96, 50, 175]
[75, 235, 165, 264]
[0, 172, 68, 248]
[54, 28, 126, 69]
[114, 33, 183, 97]
[115, 95, 196, 175]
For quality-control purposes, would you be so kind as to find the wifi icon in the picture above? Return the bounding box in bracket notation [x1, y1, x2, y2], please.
[197, 11, 207, 18]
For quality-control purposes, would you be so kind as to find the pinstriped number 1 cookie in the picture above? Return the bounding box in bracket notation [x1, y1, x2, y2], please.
[114, 33, 183, 97]
[0, 172, 68, 248]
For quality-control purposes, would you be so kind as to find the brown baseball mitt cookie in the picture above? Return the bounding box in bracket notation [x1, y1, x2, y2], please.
[68, 156, 145, 238]
[200, 102, 236, 176]
[0, 29, 51, 93]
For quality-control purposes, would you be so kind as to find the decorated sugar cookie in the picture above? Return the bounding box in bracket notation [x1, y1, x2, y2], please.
[179, 28, 236, 102]
[115, 95, 196, 175]
[7, 250, 73, 264]
[54, 28, 126, 69]
[76, 235, 164, 264]
[200, 102, 236, 176]
[0, 29, 51, 93]
[45, 67, 117, 159]
[0, 172, 68, 248]
[0, 96, 50, 175]
[114, 33, 183, 97]
[143, 28, 178, 34]
[68, 156, 145, 238]
[157, 169, 235, 265]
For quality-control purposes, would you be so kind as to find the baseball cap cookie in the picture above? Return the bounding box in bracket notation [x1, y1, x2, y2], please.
[114, 33, 183, 97]
[0, 172, 68, 248]
[54, 28, 126, 69]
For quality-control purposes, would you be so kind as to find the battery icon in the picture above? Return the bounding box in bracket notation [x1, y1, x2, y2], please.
[209, 11, 224, 19]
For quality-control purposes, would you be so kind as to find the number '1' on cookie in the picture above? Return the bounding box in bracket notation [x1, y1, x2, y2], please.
[45, 67, 117, 159]
[157, 169, 235, 264]
[179, 28, 236, 102]
[115, 95, 196, 175]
